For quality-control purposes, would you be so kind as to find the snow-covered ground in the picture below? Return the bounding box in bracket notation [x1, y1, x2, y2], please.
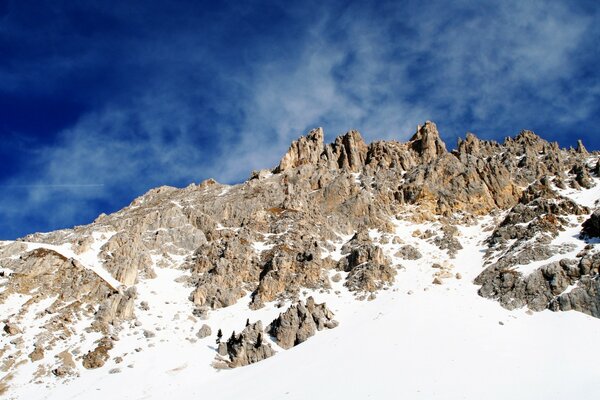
[3, 175, 600, 400]
[19, 230, 121, 290]
[5, 213, 600, 400]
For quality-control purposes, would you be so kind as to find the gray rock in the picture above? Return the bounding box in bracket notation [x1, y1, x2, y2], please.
[394, 245, 422, 260]
[217, 321, 275, 368]
[338, 231, 396, 292]
[582, 210, 600, 238]
[217, 342, 228, 357]
[143, 330, 155, 338]
[267, 297, 338, 350]
[196, 324, 212, 339]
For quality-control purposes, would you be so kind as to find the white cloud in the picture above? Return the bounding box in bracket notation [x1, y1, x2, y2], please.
[1, 0, 597, 237]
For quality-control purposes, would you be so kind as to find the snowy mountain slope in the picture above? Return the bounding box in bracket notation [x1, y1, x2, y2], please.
[1, 123, 600, 399]
[8, 211, 600, 400]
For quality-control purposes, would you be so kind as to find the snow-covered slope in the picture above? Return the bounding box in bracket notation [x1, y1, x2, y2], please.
[6, 209, 600, 399]
[2, 125, 600, 399]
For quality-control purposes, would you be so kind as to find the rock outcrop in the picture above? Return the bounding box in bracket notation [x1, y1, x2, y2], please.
[337, 231, 396, 292]
[582, 210, 600, 238]
[475, 176, 595, 314]
[82, 337, 113, 369]
[196, 324, 212, 339]
[215, 321, 275, 368]
[267, 297, 338, 349]
[394, 245, 422, 260]
[1, 120, 599, 391]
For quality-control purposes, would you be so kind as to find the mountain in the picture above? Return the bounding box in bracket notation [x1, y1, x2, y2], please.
[1, 121, 600, 399]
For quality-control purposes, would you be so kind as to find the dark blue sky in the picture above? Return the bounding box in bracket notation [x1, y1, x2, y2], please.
[1, 0, 599, 239]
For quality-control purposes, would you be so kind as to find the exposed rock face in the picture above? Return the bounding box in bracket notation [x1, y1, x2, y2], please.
[432, 225, 463, 258]
[82, 338, 113, 369]
[276, 128, 325, 171]
[576, 139, 588, 155]
[0, 248, 112, 302]
[276, 128, 368, 173]
[1, 120, 599, 389]
[582, 210, 600, 238]
[267, 297, 338, 349]
[216, 321, 275, 368]
[409, 121, 447, 163]
[337, 231, 396, 292]
[28, 346, 44, 362]
[475, 179, 596, 314]
[477, 251, 600, 317]
[96, 286, 137, 325]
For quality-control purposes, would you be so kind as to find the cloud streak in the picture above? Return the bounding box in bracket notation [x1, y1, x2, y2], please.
[0, 0, 598, 238]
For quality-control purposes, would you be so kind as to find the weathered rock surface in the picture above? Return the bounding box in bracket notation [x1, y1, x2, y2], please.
[215, 321, 275, 368]
[0, 120, 599, 389]
[475, 176, 598, 315]
[3, 322, 21, 335]
[582, 210, 600, 238]
[82, 338, 113, 369]
[394, 245, 422, 260]
[267, 297, 338, 349]
[337, 231, 396, 293]
[196, 324, 212, 339]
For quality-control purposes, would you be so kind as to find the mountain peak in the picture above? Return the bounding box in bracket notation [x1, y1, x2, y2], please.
[409, 120, 447, 162]
[276, 127, 325, 172]
[1, 121, 600, 398]
[577, 139, 589, 154]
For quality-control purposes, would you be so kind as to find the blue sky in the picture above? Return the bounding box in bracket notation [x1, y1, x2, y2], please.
[0, 0, 599, 239]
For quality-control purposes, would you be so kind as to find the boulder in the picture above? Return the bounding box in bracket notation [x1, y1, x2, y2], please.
[82, 338, 113, 369]
[196, 324, 212, 339]
[3, 323, 21, 336]
[267, 297, 338, 350]
[394, 245, 422, 260]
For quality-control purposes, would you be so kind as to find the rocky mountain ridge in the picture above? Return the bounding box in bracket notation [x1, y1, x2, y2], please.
[0, 121, 599, 397]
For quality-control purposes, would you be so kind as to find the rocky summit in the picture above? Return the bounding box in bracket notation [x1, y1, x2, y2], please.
[1, 121, 600, 399]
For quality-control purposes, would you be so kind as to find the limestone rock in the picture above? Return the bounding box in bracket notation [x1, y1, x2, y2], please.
[82, 338, 114, 369]
[196, 324, 212, 339]
[3, 323, 21, 336]
[409, 121, 447, 163]
[277, 128, 325, 171]
[217, 321, 275, 368]
[28, 346, 44, 362]
[576, 139, 588, 154]
[267, 297, 338, 350]
[394, 245, 422, 260]
[581, 210, 600, 238]
[337, 231, 396, 292]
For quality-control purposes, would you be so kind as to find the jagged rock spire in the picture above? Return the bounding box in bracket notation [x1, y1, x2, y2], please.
[276, 127, 368, 172]
[576, 139, 589, 155]
[512, 130, 542, 145]
[327, 130, 368, 171]
[409, 121, 447, 163]
[276, 127, 325, 171]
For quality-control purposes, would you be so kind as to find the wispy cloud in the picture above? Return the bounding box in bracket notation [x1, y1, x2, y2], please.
[0, 0, 598, 238]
